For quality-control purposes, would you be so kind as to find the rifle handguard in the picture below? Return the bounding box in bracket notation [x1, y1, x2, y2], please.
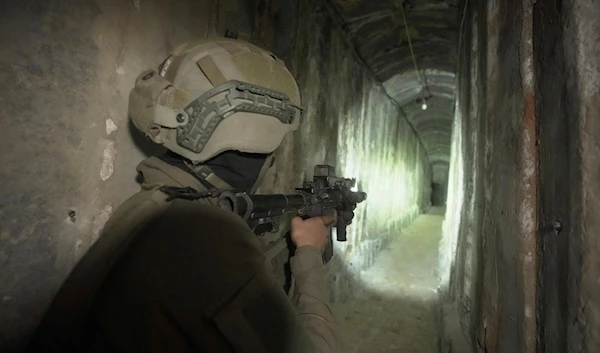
[218, 165, 368, 264]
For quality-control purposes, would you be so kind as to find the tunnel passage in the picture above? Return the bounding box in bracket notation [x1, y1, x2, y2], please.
[328, 0, 459, 204]
[6, 0, 599, 352]
[323, 2, 459, 351]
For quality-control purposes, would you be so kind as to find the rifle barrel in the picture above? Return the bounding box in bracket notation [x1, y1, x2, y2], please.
[229, 194, 307, 220]
[248, 194, 307, 212]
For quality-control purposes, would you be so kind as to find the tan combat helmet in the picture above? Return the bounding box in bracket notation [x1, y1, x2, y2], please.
[129, 38, 302, 163]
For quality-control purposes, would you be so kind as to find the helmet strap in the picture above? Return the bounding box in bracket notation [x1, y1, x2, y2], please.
[249, 154, 276, 194]
[183, 160, 234, 192]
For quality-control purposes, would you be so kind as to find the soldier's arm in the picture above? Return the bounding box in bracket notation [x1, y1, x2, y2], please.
[289, 217, 339, 353]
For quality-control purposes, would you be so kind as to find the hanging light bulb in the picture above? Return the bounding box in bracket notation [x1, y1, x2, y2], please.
[421, 102, 428, 110]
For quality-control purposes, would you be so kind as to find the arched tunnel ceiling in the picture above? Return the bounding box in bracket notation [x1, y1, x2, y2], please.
[327, 0, 460, 184]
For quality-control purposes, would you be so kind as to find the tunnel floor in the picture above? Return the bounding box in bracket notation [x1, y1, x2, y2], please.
[335, 207, 445, 353]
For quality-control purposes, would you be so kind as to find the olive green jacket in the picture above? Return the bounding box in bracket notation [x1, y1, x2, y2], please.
[26, 157, 338, 353]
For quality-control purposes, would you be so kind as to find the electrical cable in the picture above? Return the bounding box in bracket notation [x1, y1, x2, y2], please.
[398, 1, 427, 109]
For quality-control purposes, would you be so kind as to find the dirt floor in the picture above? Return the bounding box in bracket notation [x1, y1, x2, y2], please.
[335, 207, 445, 353]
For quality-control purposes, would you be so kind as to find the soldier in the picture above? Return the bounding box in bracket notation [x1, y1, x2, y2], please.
[26, 38, 338, 352]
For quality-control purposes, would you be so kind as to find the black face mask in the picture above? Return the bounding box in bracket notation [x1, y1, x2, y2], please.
[159, 151, 268, 193]
[205, 151, 268, 192]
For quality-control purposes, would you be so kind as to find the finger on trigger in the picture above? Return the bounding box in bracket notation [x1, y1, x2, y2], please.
[321, 210, 337, 224]
[322, 214, 336, 227]
[326, 209, 337, 223]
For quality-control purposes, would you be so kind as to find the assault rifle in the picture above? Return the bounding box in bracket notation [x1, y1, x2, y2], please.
[218, 165, 367, 263]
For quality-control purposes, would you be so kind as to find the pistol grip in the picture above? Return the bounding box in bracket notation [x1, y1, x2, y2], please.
[336, 217, 347, 241]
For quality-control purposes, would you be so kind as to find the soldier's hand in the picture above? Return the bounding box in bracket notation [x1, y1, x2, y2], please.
[290, 212, 336, 253]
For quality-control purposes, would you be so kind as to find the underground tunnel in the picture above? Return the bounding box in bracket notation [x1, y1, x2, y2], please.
[0, 0, 599, 352]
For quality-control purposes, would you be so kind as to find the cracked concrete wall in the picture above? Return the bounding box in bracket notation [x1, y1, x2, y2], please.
[534, 1, 580, 351]
[443, 0, 600, 352]
[0, 1, 220, 350]
[444, 0, 537, 352]
[469, 1, 539, 352]
[439, 0, 486, 351]
[570, 1, 600, 349]
[326, 1, 458, 196]
[0, 0, 431, 351]
[535, 0, 600, 352]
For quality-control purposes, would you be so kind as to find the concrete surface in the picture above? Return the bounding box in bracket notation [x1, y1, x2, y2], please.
[439, 1, 486, 351]
[0, 0, 219, 349]
[328, 0, 459, 81]
[534, 1, 580, 351]
[335, 207, 444, 353]
[327, 0, 458, 193]
[0, 0, 431, 350]
[443, 1, 539, 352]
[535, 0, 600, 352]
[570, 1, 600, 350]
[440, 0, 600, 352]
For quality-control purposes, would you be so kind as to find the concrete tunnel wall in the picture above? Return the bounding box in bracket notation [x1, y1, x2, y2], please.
[443, 0, 543, 351]
[324, 0, 459, 207]
[0, 0, 432, 350]
[534, 0, 600, 351]
[441, 0, 600, 352]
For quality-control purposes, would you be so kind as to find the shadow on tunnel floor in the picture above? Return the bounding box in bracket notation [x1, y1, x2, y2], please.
[329, 208, 446, 353]
[335, 289, 440, 353]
